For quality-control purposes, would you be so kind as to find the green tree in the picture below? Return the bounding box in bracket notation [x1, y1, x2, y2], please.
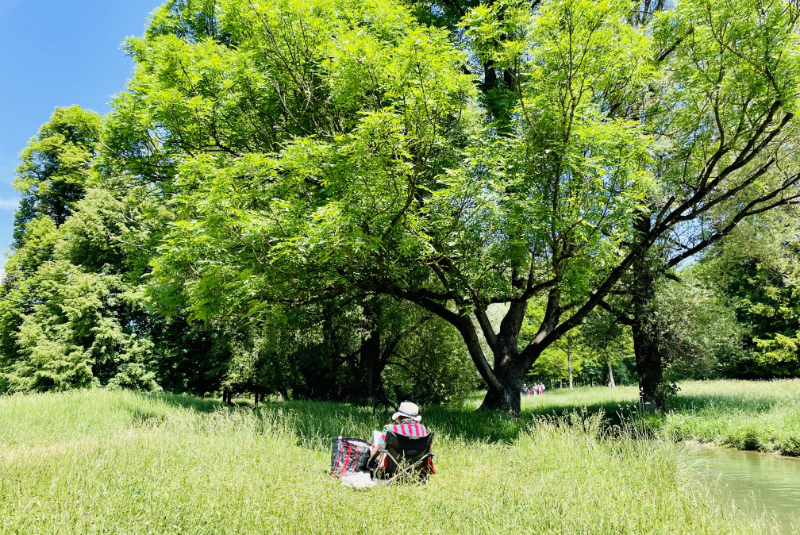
[213, 294, 477, 405]
[584, 0, 800, 407]
[693, 213, 800, 377]
[574, 312, 635, 389]
[0, 188, 160, 392]
[106, 0, 800, 414]
[0, 217, 60, 385]
[5, 261, 157, 392]
[12, 106, 102, 244]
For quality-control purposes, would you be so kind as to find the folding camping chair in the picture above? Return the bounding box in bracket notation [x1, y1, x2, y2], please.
[375, 430, 435, 484]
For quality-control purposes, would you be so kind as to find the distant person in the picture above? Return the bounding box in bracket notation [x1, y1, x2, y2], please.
[538, 383, 546, 395]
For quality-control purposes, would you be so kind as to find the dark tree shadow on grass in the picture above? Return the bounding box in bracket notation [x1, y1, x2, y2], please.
[120, 385, 792, 455]
[246, 398, 645, 448]
[122, 392, 236, 424]
[146, 392, 229, 412]
[132, 391, 737, 448]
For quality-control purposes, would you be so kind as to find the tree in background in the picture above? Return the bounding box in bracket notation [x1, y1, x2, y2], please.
[0, 217, 59, 390]
[693, 212, 800, 378]
[523, 309, 635, 389]
[521, 301, 588, 389]
[579, 0, 800, 408]
[210, 295, 478, 405]
[578, 312, 635, 389]
[641, 276, 741, 403]
[1, 105, 184, 392]
[0, 183, 160, 392]
[12, 106, 102, 244]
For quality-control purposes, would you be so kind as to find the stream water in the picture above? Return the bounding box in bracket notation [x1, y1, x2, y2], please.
[690, 445, 800, 534]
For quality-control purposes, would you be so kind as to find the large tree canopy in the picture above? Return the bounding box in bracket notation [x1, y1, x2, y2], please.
[97, 0, 800, 413]
[6, 0, 800, 408]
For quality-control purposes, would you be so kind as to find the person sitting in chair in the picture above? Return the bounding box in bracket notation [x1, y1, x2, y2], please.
[369, 401, 436, 477]
[370, 401, 428, 456]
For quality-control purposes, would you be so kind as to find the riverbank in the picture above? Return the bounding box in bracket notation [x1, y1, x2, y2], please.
[507, 379, 800, 456]
[658, 379, 800, 456]
[0, 389, 773, 534]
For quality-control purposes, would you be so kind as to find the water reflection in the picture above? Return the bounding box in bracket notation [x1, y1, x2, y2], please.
[690, 445, 800, 534]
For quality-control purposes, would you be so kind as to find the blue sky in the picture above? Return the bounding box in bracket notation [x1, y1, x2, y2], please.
[0, 0, 163, 265]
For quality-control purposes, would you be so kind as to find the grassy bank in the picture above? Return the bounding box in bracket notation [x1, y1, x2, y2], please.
[506, 379, 800, 456]
[0, 389, 787, 534]
[657, 379, 800, 456]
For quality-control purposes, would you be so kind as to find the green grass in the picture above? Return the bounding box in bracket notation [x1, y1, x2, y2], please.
[0, 387, 791, 534]
[657, 379, 800, 456]
[511, 379, 800, 456]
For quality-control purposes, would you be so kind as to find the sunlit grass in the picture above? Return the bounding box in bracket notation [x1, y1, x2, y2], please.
[659, 379, 800, 455]
[0, 387, 787, 534]
[514, 379, 800, 455]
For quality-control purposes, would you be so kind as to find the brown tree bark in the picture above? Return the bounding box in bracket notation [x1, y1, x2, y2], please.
[632, 316, 664, 410]
[628, 237, 665, 410]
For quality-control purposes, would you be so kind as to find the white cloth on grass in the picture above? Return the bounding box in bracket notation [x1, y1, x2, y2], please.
[339, 472, 376, 490]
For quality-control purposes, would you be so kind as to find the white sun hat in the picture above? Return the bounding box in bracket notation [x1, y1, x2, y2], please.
[391, 401, 422, 422]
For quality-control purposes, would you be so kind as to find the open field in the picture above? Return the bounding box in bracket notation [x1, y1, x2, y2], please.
[1, 386, 795, 534]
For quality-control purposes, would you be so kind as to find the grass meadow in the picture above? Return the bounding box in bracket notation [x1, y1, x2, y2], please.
[0, 380, 797, 534]
[512, 379, 800, 455]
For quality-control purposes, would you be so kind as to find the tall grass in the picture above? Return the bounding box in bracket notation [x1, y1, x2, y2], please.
[0, 388, 787, 534]
[508, 379, 800, 455]
[455, 379, 800, 455]
[658, 379, 800, 455]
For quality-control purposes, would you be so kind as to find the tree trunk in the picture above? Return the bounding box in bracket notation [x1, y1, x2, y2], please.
[358, 327, 382, 403]
[608, 361, 616, 389]
[567, 347, 573, 389]
[479, 382, 522, 415]
[629, 252, 665, 410]
[460, 289, 572, 415]
[477, 341, 528, 416]
[632, 315, 664, 410]
[627, 212, 668, 411]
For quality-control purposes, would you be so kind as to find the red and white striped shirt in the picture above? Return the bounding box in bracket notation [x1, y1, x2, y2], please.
[378, 421, 427, 446]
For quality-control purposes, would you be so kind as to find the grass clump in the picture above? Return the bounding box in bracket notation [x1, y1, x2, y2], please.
[0, 389, 778, 534]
